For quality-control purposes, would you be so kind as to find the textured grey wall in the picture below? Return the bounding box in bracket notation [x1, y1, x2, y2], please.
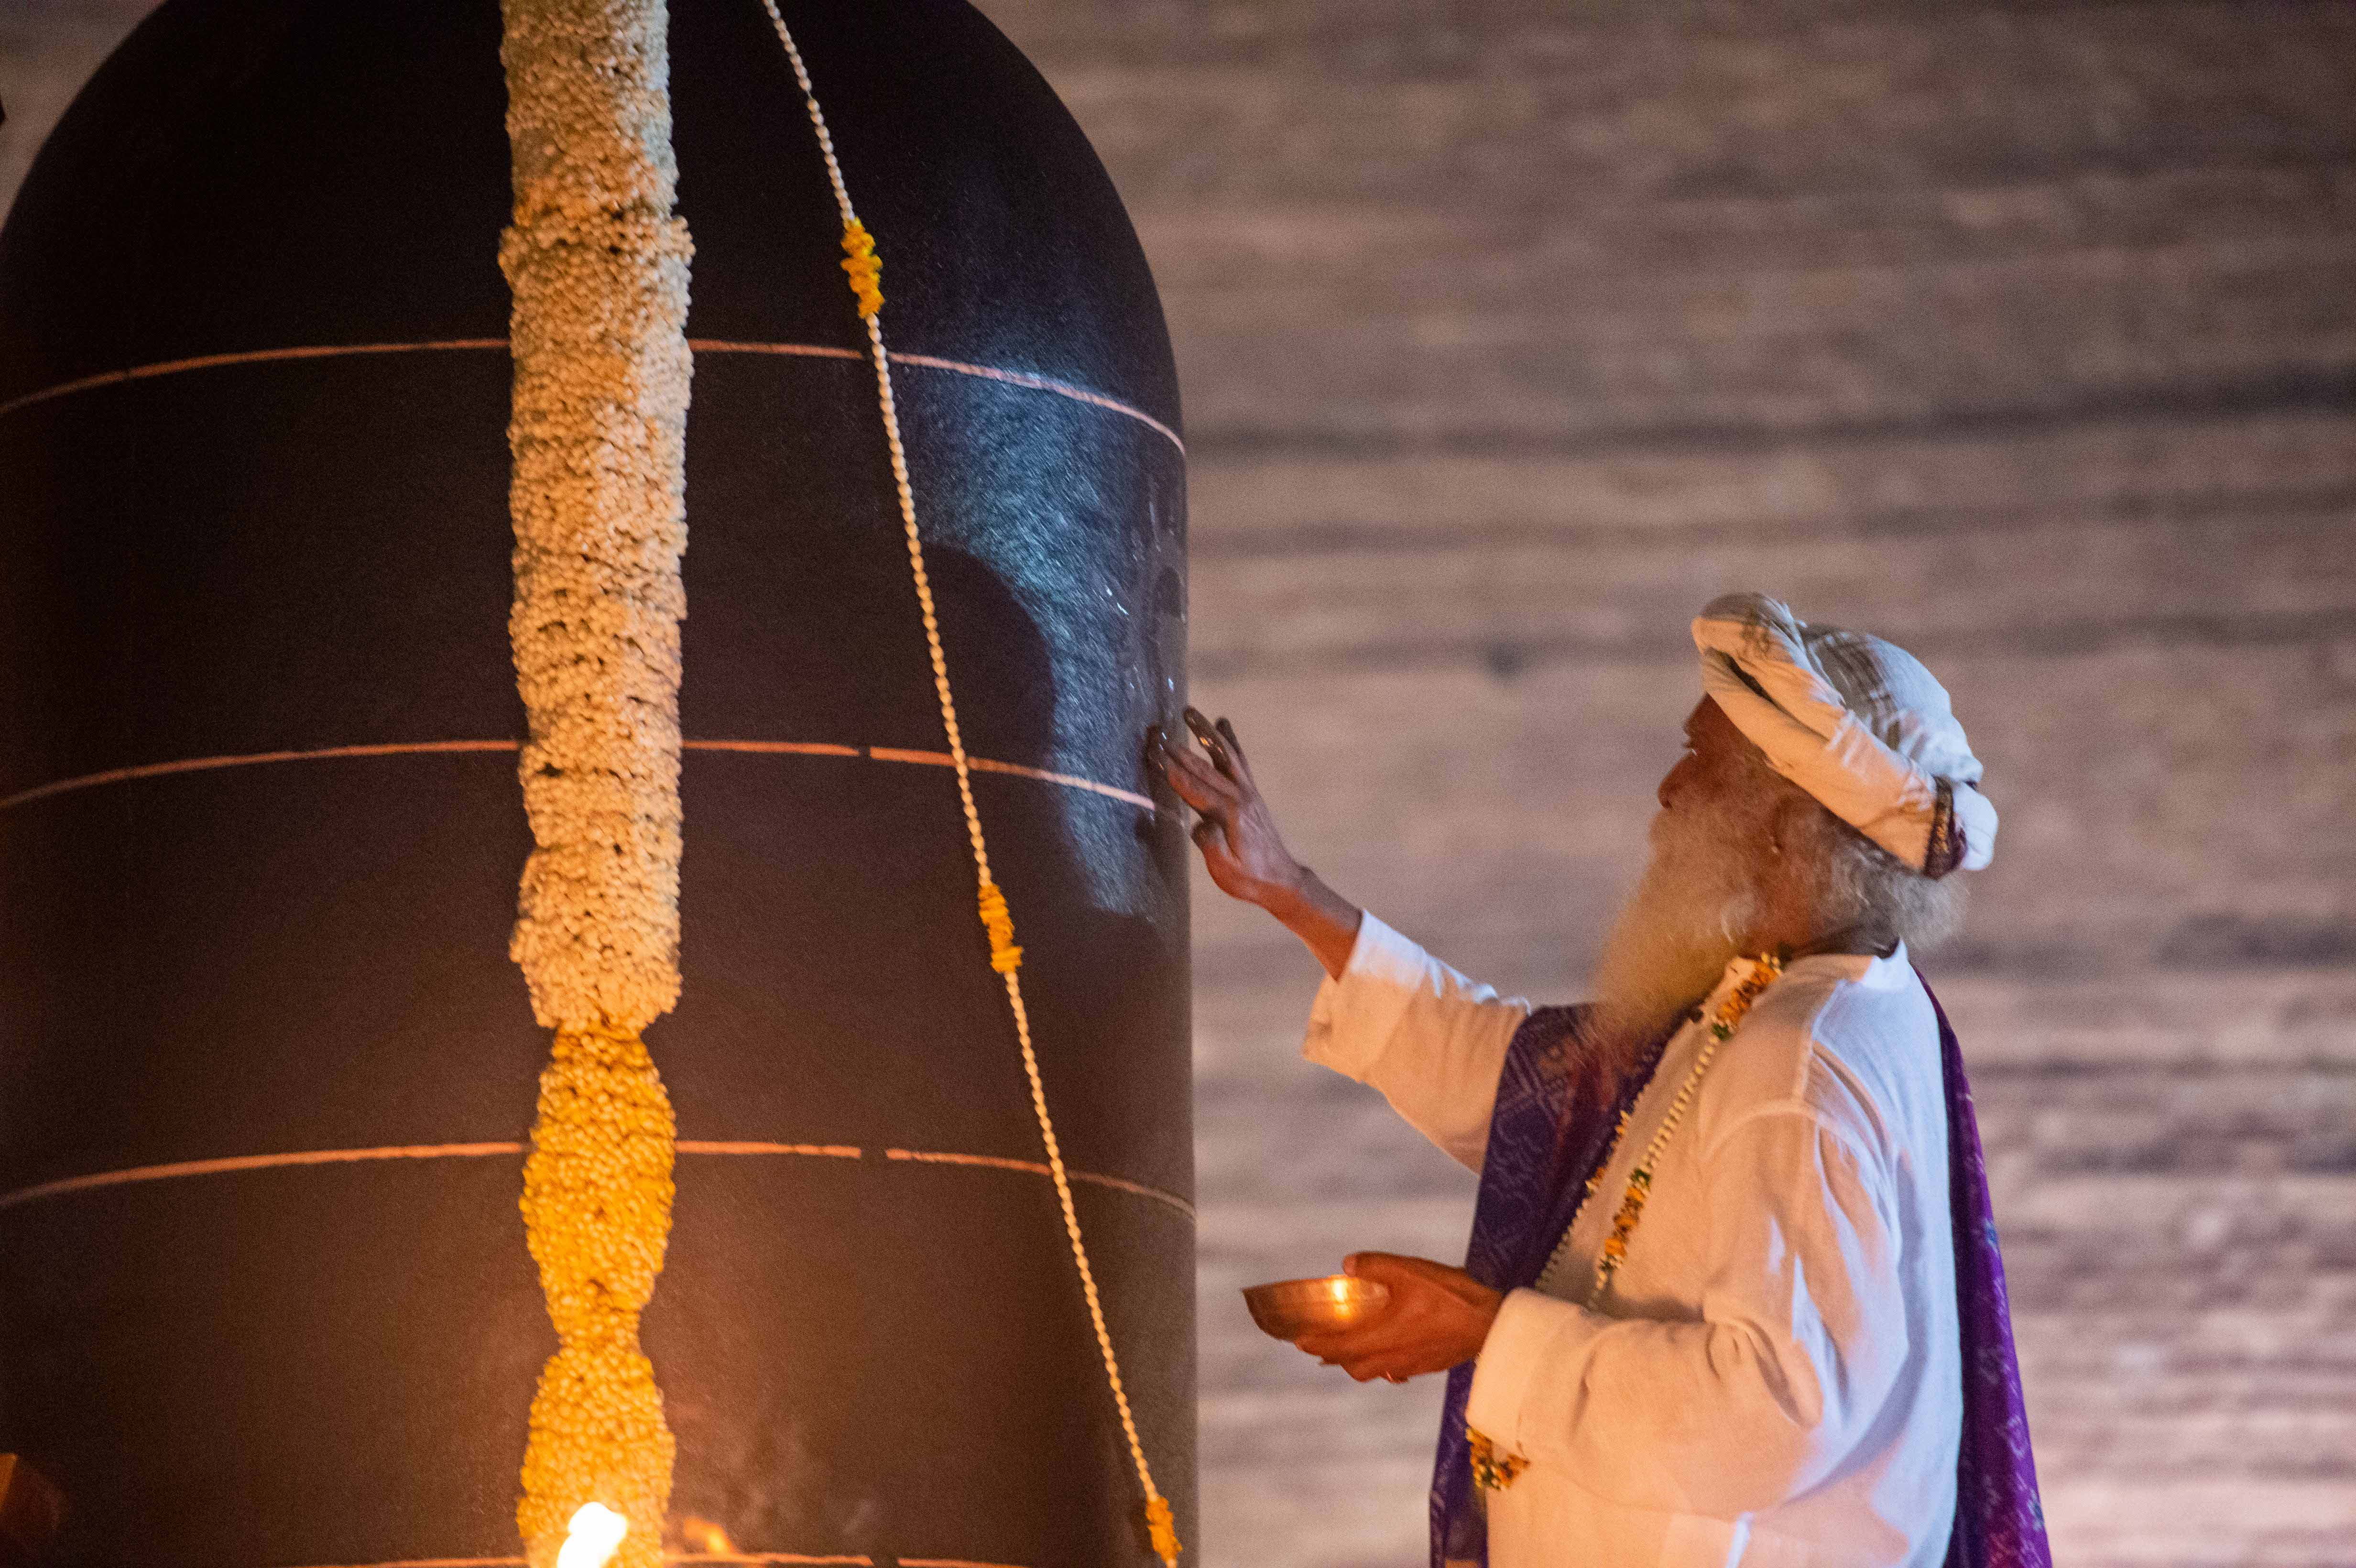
[5, 2, 2353, 1565]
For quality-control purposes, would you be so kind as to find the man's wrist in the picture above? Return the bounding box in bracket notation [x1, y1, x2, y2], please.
[1265, 867, 1362, 982]
[1255, 862, 1317, 919]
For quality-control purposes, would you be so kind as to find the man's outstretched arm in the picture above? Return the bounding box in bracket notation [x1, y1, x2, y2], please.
[1149, 707, 1362, 978]
[1151, 708, 1530, 1170]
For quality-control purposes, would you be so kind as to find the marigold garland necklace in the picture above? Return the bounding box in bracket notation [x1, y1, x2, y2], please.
[1468, 949, 1787, 1493]
[1578, 937, 1893, 1300]
[1571, 949, 1784, 1304]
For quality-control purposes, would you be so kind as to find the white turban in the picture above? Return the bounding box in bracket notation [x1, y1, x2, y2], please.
[1692, 593, 1996, 877]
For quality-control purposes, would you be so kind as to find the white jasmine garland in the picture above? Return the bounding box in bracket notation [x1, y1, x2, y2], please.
[503, 0, 694, 1034]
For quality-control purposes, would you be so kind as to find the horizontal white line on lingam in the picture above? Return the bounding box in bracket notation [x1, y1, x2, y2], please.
[0, 1141, 1191, 1221]
[0, 338, 1185, 453]
[0, 738, 1157, 815]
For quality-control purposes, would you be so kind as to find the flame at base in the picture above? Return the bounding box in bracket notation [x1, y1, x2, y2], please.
[680, 1518, 736, 1556]
[556, 1503, 628, 1568]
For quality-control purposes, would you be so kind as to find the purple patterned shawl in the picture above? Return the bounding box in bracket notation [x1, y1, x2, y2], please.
[1429, 975, 2050, 1568]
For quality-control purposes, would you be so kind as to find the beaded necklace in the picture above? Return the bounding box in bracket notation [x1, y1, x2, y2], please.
[1469, 951, 1788, 1496]
[1553, 950, 1786, 1306]
[1473, 947, 1883, 1491]
[1468, 956, 1789, 1495]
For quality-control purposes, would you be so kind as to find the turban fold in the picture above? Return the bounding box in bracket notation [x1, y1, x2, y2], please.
[1692, 593, 1996, 877]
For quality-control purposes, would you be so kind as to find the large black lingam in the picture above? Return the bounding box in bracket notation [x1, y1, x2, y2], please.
[0, 2, 1191, 1564]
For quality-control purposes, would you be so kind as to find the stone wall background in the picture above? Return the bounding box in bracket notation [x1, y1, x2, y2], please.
[5, 2, 2352, 1564]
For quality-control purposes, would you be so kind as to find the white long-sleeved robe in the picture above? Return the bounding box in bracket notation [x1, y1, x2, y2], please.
[1304, 913, 1962, 1568]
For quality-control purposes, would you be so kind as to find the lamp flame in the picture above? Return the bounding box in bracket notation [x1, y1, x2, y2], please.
[680, 1517, 736, 1555]
[555, 1503, 628, 1568]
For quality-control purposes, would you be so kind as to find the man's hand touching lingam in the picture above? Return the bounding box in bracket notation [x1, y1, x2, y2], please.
[1148, 708, 1302, 907]
[1291, 1253, 1505, 1384]
[1148, 707, 1364, 980]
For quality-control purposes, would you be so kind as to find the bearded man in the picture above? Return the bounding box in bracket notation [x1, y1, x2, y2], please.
[1152, 594, 2047, 1568]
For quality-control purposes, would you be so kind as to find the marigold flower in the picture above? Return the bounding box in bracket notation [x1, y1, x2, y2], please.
[840, 219, 884, 318]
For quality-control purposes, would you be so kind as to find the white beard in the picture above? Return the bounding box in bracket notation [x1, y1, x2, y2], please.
[1589, 787, 1775, 1052]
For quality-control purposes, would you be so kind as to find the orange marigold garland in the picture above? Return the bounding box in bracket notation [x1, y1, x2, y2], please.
[840, 218, 884, 318]
[977, 879, 1023, 975]
[517, 1028, 678, 1566]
